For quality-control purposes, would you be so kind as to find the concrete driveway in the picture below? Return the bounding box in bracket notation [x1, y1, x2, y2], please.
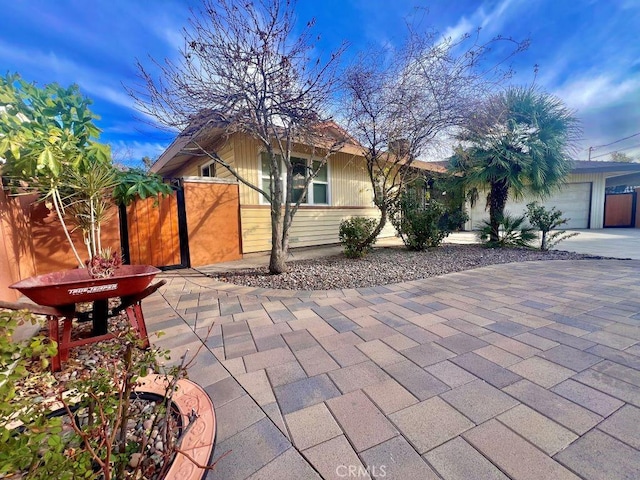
[555, 229, 640, 260]
[142, 258, 640, 480]
[443, 228, 640, 259]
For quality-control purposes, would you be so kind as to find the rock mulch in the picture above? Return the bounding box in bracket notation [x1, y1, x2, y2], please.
[212, 245, 607, 290]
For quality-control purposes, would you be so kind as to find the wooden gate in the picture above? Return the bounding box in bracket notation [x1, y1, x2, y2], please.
[604, 192, 637, 228]
[118, 179, 242, 269]
[119, 189, 189, 269]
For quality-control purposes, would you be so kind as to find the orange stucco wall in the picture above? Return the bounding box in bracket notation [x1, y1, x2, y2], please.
[0, 190, 121, 302]
[28, 201, 121, 273]
[0, 189, 37, 301]
[183, 181, 242, 266]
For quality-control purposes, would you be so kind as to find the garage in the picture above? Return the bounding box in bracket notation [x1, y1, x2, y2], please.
[467, 182, 592, 230]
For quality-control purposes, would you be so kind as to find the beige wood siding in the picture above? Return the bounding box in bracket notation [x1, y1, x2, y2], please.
[173, 139, 236, 178]
[231, 135, 374, 207]
[172, 133, 393, 252]
[329, 152, 373, 207]
[240, 206, 396, 253]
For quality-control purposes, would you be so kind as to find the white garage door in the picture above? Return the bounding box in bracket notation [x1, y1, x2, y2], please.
[468, 182, 591, 229]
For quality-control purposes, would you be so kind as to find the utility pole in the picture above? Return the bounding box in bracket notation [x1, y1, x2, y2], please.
[588, 146, 594, 161]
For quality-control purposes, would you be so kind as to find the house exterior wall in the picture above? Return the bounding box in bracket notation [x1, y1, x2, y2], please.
[172, 133, 396, 254]
[464, 173, 607, 230]
[240, 206, 395, 253]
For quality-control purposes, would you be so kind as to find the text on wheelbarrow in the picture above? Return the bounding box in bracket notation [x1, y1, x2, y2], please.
[68, 284, 118, 295]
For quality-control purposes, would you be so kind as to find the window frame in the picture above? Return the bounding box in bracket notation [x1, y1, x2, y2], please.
[258, 152, 331, 206]
[199, 160, 216, 178]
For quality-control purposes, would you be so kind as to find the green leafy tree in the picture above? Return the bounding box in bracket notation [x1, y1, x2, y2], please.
[450, 86, 580, 244]
[0, 74, 175, 266]
[0, 73, 111, 266]
[526, 201, 578, 251]
[112, 168, 173, 206]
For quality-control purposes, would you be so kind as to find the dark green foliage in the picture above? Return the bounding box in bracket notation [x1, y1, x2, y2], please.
[526, 202, 579, 251]
[112, 168, 174, 206]
[390, 195, 462, 250]
[478, 213, 536, 248]
[450, 86, 579, 244]
[339, 217, 378, 258]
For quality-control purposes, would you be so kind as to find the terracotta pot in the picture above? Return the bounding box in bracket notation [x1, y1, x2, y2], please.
[136, 374, 217, 480]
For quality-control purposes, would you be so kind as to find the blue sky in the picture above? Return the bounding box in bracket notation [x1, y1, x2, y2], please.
[2, 0, 639, 167]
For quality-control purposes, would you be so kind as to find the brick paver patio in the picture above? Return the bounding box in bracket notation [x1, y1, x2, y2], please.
[141, 259, 640, 480]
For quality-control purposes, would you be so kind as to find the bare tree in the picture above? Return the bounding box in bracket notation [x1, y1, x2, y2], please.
[342, 28, 528, 248]
[128, 0, 346, 273]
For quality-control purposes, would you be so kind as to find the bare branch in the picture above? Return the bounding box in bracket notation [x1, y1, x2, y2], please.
[341, 25, 528, 246]
[128, 0, 346, 273]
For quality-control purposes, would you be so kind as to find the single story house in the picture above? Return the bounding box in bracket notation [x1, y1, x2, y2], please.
[153, 123, 640, 261]
[151, 126, 398, 255]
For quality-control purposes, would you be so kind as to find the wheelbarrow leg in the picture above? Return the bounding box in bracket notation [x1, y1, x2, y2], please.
[60, 317, 73, 364]
[47, 315, 62, 372]
[126, 303, 150, 349]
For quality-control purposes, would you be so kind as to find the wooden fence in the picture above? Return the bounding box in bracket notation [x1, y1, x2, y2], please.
[604, 192, 638, 228]
[0, 179, 242, 302]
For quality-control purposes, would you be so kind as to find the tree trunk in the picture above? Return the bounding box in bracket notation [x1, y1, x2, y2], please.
[360, 206, 387, 250]
[488, 180, 509, 243]
[541, 231, 548, 251]
[269, 206, 288, 274]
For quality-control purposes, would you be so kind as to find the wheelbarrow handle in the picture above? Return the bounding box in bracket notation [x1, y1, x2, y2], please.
[113, 279, 167, 313]
[0, 300, 74, 317]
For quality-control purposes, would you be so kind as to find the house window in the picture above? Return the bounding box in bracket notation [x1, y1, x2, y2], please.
[200, 161, 216, 177]
[311, 160, 328, 204]
[261, 153, 283, 200]
[291, 157, 308, 204]
[259, 153, 330, 205]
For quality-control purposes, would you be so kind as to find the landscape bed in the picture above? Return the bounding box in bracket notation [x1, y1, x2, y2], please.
[211, 245, 610, 290]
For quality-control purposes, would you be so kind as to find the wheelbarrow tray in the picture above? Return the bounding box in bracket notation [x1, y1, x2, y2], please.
[10, 265, 161, 307]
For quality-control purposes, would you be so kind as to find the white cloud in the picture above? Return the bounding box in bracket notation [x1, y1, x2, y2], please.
[442, 0, 518, 41]
[553, 74, 640, 111]
[109, 140, 169, 167]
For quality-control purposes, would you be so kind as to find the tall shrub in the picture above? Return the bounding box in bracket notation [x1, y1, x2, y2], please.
[390, 197, 453, 250]
[526, 202, 578, 251]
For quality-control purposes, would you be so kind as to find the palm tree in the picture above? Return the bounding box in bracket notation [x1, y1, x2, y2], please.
[449, 86, 580, 243]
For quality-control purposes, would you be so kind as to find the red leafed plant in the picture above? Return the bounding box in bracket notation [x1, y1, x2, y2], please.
[85, 248, 122, 278]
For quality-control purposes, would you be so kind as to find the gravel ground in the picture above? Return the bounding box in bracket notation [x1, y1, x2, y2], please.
[212, 245, 605, 290]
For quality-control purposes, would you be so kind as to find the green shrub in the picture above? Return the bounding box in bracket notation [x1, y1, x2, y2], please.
[440, 208, 469, 232]
[0, 309, 193, 480]
[526, 202, 579, 251]
[0, 309, 70, 478]
[390, 198, 445, 250]
[478, 213, 536, 248]
[339, 216, 378, 258]
[390, 193, 468, 250]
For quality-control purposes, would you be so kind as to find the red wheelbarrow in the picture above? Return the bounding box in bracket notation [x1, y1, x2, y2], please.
[2, 265, 165, 371]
